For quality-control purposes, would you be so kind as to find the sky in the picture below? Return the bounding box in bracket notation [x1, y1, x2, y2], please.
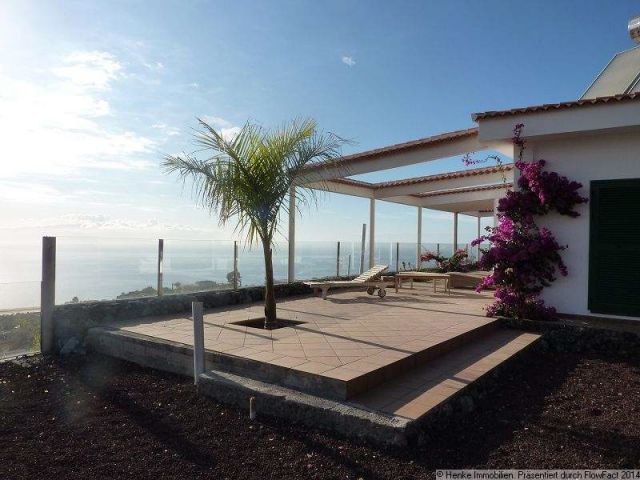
[1, 0, 639, 249]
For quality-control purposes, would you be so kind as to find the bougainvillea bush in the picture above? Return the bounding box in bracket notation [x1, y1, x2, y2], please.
[473, 124, 588, 321]
[421, 249, 476, 273]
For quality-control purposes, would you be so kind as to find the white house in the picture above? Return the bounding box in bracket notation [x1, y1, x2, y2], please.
[296, 19, 640, 321]
[474, 93, 640, 320]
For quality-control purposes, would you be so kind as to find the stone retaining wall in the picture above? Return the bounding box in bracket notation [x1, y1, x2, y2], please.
[499, 317, 640, 357]
[53, 282, 312, 352]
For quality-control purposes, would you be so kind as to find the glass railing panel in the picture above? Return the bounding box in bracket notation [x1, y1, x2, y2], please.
[56, 236, 158, 303]
[0, 282, 40, 359]
[163, 239, 234, 294]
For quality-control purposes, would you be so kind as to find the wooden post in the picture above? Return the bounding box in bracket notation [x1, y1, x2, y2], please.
[336, 241, 340, 278]
[360, 223, 366, 274]
[157, 239, 164, 296]
[192, 301, 204, 384]
[40, 236, 56, 354]
[233, 241, 239, 289]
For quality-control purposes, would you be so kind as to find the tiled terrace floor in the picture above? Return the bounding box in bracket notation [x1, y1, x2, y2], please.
[112, 285, 496, 391]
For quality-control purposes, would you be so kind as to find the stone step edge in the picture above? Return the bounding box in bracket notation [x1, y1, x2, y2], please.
[88, 320, 500, 401]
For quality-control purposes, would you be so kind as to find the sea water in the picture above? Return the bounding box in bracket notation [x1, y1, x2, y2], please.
[0, 237, 458, 310]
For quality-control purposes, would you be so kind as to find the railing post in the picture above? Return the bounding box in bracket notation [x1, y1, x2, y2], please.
[347, 254, 351, 277]
[157, 239, 164, 296]
[395, 242, 400, 272]
[436, 243, 440, 256]
[233, 241, 239, 289]
[192, 301, 204, 384]
[41, 236, 56, 354]
[336, 241, 340, 278]
[360, 223, 366, 274]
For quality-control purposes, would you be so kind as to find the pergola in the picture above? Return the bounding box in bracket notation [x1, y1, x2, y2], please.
[288, 127, 520, 281]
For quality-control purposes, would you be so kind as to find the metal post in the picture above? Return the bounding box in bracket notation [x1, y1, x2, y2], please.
[288, 186, 296, 282]
[192, 301, 204, 384]
[41, 236, 56, 354]
[453, 212, 459, 251]
[395, 242, 400, 272]
[360, 224, 366, 274]
[416, 206, 422, 269]
[347, 254, 352, 277]
[436, 243, 440, 256]
[157, 239, 164, 296]
[368, 199, 375, 269]
[233, 241, 239, 289]
[336, 241, 340, 278]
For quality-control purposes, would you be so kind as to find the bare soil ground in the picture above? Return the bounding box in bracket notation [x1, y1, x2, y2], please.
[1, 349, 640, 479]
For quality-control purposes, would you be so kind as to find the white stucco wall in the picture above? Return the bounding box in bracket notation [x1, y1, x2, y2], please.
[531, 130, 640, 319]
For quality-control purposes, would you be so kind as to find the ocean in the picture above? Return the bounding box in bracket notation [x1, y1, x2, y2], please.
[0, 237, 464, 310]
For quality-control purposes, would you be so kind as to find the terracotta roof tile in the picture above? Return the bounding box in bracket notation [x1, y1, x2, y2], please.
[374, 164, 512, 189]
[413, 183, 512, 198]
[472, 92, 640, 121]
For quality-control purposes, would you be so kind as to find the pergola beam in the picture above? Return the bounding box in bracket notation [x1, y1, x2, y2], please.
[416, 185, 511, 208]
[297, 130, 485, 184]
[305, 180, 374, 199]
[374, 169, 512, 198]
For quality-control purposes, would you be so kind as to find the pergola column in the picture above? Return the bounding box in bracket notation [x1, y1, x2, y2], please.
[369, 198, 375, 268]
[416, 206, 422, 268]
[453, 212, 459, 251]
[476, 215, 482, 261]
[288, 186, 295, 282]
[493, 198, 500, 227]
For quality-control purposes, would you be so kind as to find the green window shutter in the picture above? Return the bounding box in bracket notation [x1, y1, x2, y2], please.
[589, 179, 640, 317]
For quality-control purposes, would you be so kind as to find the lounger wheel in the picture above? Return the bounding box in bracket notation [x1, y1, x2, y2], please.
[377, 288, 387, 298]
[366, 287, 375, 295]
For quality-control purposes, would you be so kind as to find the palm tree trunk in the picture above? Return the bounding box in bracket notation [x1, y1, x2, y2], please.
[262, 241, 277, 328]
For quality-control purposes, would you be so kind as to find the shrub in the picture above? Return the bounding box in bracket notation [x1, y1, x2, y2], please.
[421, 249, 476, 273]
[472, 124, 587, 321]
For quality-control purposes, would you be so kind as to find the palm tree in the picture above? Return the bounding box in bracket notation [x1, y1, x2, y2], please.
[163, 118, 345, 328]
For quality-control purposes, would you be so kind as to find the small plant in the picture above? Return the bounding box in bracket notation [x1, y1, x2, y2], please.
[226, 270, 241, 287]
[421, 249, 476, 273]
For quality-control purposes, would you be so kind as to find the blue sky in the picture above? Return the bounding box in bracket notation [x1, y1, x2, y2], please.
[1, 0, 638, 247]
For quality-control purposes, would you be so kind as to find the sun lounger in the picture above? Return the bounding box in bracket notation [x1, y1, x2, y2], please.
[304, 265, 390, 299]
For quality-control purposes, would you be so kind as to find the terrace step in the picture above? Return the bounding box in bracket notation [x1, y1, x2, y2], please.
[88, 318, 502, 401]
[350, 329, 541, 420]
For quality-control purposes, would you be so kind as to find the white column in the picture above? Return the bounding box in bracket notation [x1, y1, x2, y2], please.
[360, 224, 366, 274]
[288, 186, 295, 282]
[476, 215, 482, 261]
[368, 198, 375, 268]
[453, 212, 459, 251]
[493, 198, 500, 227]
[416, 206, 422, 268]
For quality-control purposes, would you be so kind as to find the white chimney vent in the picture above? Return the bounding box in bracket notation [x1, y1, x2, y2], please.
[629, 16, 640, 44]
